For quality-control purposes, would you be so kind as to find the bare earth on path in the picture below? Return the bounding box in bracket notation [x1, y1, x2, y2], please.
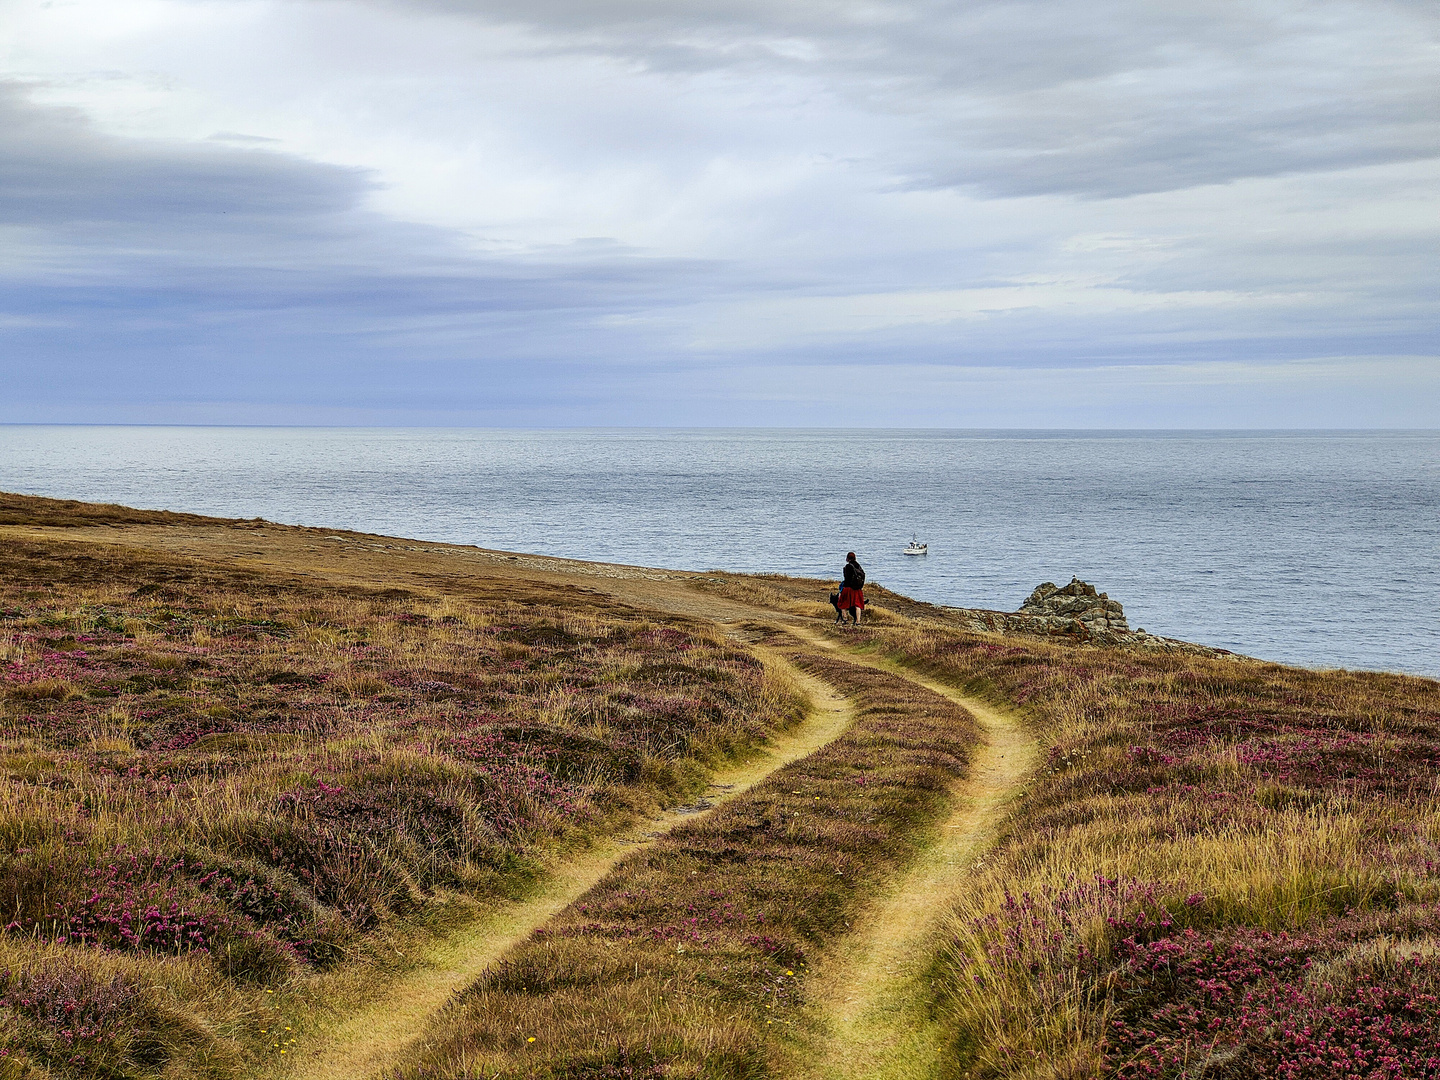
[788, 627, 1040, 1080]
[288, 654, 856, 1080]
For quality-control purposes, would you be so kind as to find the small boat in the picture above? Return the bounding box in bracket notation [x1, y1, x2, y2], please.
[903, 536, 928, 556]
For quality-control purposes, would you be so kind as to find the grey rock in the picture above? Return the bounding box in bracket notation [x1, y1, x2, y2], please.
[1024, 582, 1059, 607]
[941, 577, 1237, 659]
[1016, 576, 1130, 633]
[1005, 578, 1158, 641]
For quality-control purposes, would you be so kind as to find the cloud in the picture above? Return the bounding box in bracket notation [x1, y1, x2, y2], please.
[0, 83, 368, 232]
[644, 354, 1440, 428]
[0, 78, 729, 414]
[209, 131, 283, 144]
[389, 0, 1440, 197]
[0, 1, 1435, 425]
[0, 76, 703, 305]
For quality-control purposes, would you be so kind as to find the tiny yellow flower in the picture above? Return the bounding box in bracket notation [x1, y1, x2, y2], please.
[785, 970, 793, 976]
[527, 1037, 536, 1043]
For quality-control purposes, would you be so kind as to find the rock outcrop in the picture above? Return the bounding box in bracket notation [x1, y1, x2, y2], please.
[938, 577, 1232, 657]
[1018, 577, 1129, 634]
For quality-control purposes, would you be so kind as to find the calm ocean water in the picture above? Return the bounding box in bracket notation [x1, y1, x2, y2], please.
[2, 427, 1436, 678]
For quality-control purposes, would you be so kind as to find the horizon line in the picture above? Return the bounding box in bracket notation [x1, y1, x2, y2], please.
[3, 423, 1438, 434]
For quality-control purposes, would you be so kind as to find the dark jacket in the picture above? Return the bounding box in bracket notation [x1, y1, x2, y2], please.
[843, 560, 865, 590]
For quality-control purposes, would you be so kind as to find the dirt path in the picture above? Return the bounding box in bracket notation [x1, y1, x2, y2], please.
[288, 654, 855, 1080]
[787, 628, 1039, 1080]
[21, 519, 1033, 1078]
[286, 608, 1025, 1080]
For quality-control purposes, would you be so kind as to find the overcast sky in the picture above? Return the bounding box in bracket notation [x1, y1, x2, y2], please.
[1, 0, 1436, 426]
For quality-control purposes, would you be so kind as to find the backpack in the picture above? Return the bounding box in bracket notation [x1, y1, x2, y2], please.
[848, 562, 865, 589]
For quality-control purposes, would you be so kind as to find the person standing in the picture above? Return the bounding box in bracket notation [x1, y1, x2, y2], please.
[838, 551, 866, 626]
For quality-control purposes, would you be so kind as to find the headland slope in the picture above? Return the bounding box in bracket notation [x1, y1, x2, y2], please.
[3, 491, 1438, 1080]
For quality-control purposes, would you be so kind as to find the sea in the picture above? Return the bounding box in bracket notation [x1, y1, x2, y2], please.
[2, 427, 1436, 679]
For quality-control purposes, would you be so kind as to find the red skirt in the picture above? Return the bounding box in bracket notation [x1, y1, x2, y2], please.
[838, 587, 865, 610]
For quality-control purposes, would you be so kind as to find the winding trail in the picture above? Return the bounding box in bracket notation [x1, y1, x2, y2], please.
[788, 629, 1039, 1080]
[291, 625, 1033, 1080]
[32, 519, 1038, 1080]
[288, 653, 854, 1080]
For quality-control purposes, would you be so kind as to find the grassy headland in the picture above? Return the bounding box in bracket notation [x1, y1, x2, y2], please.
[0, 496, 803, 1078]
[856, 623, 1440, 1077]
[3, 491, 1439, 1080]
[388, 630, 980, 1078]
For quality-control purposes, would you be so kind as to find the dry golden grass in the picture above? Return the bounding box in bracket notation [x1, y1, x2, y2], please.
[9, 492, 1439, 1080]
[0, 499, 806, 1079]
[859, 622, 1440, 1078]
[387, 630, 982, 1079]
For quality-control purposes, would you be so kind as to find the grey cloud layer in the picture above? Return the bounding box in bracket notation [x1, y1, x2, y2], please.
[3, 1, 1436, 424]
[0, 81, 726, 414]
[0, 86, 368, 233]
[394, 0, 1440, 196]
[0, 80, 706, 296]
